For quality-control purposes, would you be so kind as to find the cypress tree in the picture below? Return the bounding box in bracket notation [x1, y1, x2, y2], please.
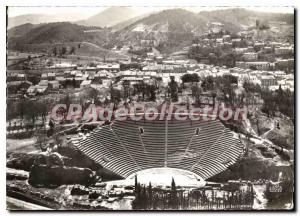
[170, 177, 178, 209]
[134, 174, 138, 193]
[148, 182, 153, 209]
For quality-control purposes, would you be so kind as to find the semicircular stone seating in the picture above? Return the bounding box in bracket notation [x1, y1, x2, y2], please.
[75, 118, 244, 179]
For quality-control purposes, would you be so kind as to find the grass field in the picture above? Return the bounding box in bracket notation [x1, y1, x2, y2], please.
[10, 41, 130, 61]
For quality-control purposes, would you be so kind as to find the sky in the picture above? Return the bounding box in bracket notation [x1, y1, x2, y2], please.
[7, 6, 294, 19]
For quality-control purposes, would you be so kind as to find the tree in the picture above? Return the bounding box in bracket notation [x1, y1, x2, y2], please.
[52, 47, 57, 56]
[275, 84, 284, 105]
[133, 82, 146, 101]
[7, 100, 18, 121]
[201, 76, 214, 91]
[254, 114, 261, 136]
[132, 180, 143, 210]
[122, 80, 131, 100]
[16, 99, 27, 120]
[148, 85, 157, 101]
[52, 128, 65, 148]
[142, 185, 147, 208]
[243, 81, 261, 107]
[275, 88, 294, 120]
[168, 77, 178, 102]
[36, 102, 48, 126]
[219, 75, 237, 105]
[69, 46, 76, 54]
[110, 86, 121, 108]
[212, 92, 217, 109]
[170, 178, 178, 209]
[61, 46, 67, 55]
[148, 182, 153, 209]
[23, 100, 38, 124]
[46, 59, 54, 67]
[86, 88, 99, 104]
[191, 84, 202, 105]
[181, 73, 200, 83]
[256, 19, 260, 29]
[134, 175, 138, 193]
[34, 128, 48, 151]
[61, 93, 72, 110]
[261, 89, 276, 118]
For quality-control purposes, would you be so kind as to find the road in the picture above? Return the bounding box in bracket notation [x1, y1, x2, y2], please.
[7, 138, 38, 153]
[7, 197, 52, 210]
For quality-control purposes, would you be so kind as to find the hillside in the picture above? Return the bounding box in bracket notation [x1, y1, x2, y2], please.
[8, 14, 58, 29]
[7, 22, 111, 51]
[118, 8, 294, 36]
[198, 8, 294, 32]
[7, 8, 294, 54]
[7, 13, 85, 29]
[70, 42, 129, 60]
[115, 9, 207, 52]
[77, 6, 138, 27]
[7, 23, 36, 38]
[123, 9, 206, 32]
[113, 8, 294, 53]
[111, 12, 155, 31]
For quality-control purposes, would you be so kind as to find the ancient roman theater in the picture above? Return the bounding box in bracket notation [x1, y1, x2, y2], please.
[74, 114, 244, 185]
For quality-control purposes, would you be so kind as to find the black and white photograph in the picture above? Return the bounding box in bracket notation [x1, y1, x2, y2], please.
[5, 2, 295, 211]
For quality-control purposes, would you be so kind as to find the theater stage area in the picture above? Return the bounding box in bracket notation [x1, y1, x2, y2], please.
[105, 167, 206, 188]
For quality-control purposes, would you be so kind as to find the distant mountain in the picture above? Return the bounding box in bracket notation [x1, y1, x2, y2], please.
[111, 12, 155, 31]
[7, 8, 294, 54]
[115, 9, 207, 51]
[7, 22, 110, 50]
[124, 9, 205, 32]
[77, 6, 138, 27]
[116, 8, 294, 46]
[7, 13, 85, 29]
[7, 23, 36, 38]
[8, 14, 56, 29]
[118, 8, 294, 36]
[198, 8, 294, 32]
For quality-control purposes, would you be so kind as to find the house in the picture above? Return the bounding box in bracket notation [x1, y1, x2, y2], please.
[41, 73, 48, 80]
[243, 52, 258, 61]
[236, 61, 272, 70]
[55, 76, 67, 86]
[234, 48, 249, 54]
[275, 58, 294, 72]
[275, 46, 294, 55]
[96, 63, 120, 72]
[232, 38, 242, 47]
[222, 35, 231, 42]
[263, 46, 272, 53]
[47, 72, 56, 80]
[216, 38, 223, 43]
[260, 75, 276, 87]
[254, 42, 264, 51]
[51, 62, 76, 68]
[38, 80, 49, 86]
[49, 80, 60, 90]
[80, 80, 92, 89]
[64, 70, 72, 78]
[27, 85, 48, 96]
[277, 78, 294, 92]
[223, 42, 233, 49]
[17, 74, 26, 81]
[273, 71, 286, 80]
[156, 56, 163, 64]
